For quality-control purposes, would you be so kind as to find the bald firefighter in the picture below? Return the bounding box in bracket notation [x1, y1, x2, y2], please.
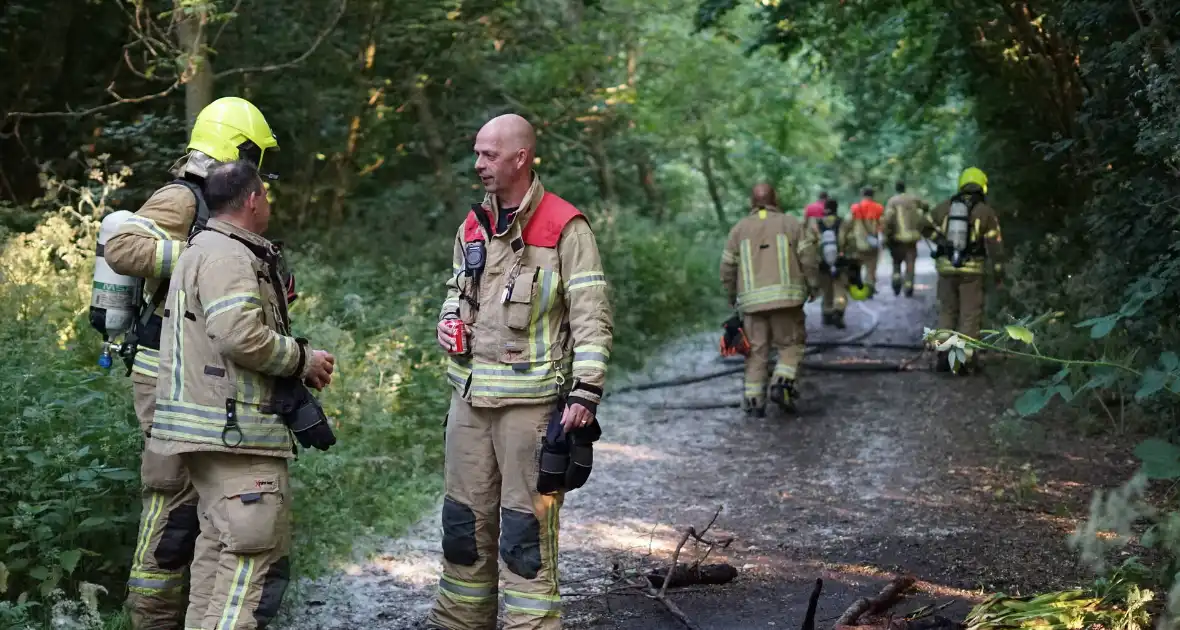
[721, 184, 819, 416]
[923, 167, 1005, 373]
[151, 160, 337, 629]
[429, 114, 614, 630]
[883, 180, 931, 297]
[808, 198, 861, 328]
[104, 97, 278, 629]
[850, 187, 884, 297]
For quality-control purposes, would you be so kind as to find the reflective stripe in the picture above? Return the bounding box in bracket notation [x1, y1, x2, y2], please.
[738, 239, 755, 291]
[128, 569, 185, 594]
[126, 216, 170, 240]
[935, 259, 985, 275]
[744, 382, 765, 397]
[168, 289, 186, 401]
[152, 411, 290, 449]
[153, 240, 182, 277]
[447, 357, 472, 389]
[736, 284, 806, 309]
[545, 499, 560, 591]
[132, 493, 165, 568]
[528, 270, 558, 361]
[776, 233, 790, 285]
[218, 557, 256, 630]
[566, 271, 606, 291]
[468, 361, 562, 399]
[260, 335, 297, 375]
[720, 249, 738, 265]
[503, 590, 561, 616]
[572, 344, 609, 374]
[237, 371, 266, 406]
[772, 363, 797, 380]
[204, 292, 263, 322]
[132, 346, 160, 378]
[439, 575, 497, 601]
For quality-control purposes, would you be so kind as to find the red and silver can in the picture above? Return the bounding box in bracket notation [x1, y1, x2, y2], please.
[443, 319, 466, 355]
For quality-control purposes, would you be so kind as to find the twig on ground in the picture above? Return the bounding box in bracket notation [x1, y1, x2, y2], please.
[835, 575, 917, 628]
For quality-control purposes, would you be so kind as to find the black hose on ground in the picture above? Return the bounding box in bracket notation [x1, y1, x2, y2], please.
[610, 303, 923, 397]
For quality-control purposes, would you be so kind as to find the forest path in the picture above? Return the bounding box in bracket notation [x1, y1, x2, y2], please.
[285, 246, 1134, 630]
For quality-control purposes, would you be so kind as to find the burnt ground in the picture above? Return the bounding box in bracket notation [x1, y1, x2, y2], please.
[285, 250, 1141, 630]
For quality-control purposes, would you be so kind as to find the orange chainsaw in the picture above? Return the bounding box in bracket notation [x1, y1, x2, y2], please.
[720, 314, 750, 357]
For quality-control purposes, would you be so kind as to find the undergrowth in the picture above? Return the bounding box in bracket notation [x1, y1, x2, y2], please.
[0, 165, 724, 627]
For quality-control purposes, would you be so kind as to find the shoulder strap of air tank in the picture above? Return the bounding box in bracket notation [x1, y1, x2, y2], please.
[170, 178, 209, 238]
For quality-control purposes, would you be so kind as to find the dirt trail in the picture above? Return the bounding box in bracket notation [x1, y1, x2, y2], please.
[285, 250, 1138, 630]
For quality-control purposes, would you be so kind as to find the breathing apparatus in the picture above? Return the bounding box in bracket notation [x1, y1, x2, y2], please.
[940, 167, 989, 268]
[89, 211, 139, 368]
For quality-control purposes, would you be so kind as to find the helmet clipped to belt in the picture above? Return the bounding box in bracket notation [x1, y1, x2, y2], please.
[188, 97, 279, 172]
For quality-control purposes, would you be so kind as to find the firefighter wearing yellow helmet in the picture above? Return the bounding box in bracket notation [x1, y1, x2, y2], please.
[102, 96, 277, 629]
[921, 167, 1005, 374]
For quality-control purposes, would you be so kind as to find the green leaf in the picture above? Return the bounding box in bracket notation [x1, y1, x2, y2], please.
[1136, 369, 1168, 401]
[25, 451, 47, 467]
[58, 549, 82, 575]
[0, 561, 7, 594]
[1141, 527, 1158, 549]
[1090, 317, 1118, 339]
[1050, 367, 1070, 384]
[77, 516, 107, 529]
[1134, 438, 1180, 480]
[27, 566, 48, 581]
[1084, 366, 1121, 390]
[98, 468, 137, 481]
[6, 541, 30, 554]
[1161, 352, 1179, 371]
[1015, 388, 1051, 417]
[1050, 384, 1074, 403]
[1005, 325, 1034, 344]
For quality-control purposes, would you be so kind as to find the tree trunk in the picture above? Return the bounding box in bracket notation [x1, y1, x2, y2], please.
[589, 128, 618, 208]
[176, 0, 213, 131]
[330, 0, 382, 225]
[698, 133, 726, 229]
[411, 78, 460, 225]
[635, 157, 663, 217]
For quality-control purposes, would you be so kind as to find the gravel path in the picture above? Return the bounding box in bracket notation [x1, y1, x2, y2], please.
[285, 248, 1138, 630]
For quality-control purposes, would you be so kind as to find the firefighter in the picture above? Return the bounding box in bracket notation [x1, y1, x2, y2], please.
[149, 160, 337, 629]
[429, 114, 613, 630]
[809, 198, 859, 328]
[804, 190, 828, 220]
[850, 187, 884, 297]
[721, 183, 819, 417]
[923, 167, 1005, 373]
[883, 180, 931, 297]
[103, 96, 278, 629]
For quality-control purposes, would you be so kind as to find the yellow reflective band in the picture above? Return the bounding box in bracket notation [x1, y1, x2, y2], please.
[204, 292, 263, 322]
[721, 249, 738, 265]
[566, 270, 606, 291]
[528, 269, 559, 361]
[739, 239, 755, 291]
[773, 363, 797, 379]
[153, 240, 182, 277]
[132, 493, 165, 569]
[168, 289, 186, 401]
[132, 346, 161, 378]
[744, 382, 765, 396]
[776, 233, 791, 286]
[439, 575, 498, 602]
[128, 569, 185, 594]
[236, 371, 267, 406]
[736, 284, 806, 309]
[126, 216, 170, 240]
[260, 335, 296, 375]
[758, 209, 767, 219]
[218, 557, 256, 630]
[446, 357, 472, 389]
[503, 589, 561, 617]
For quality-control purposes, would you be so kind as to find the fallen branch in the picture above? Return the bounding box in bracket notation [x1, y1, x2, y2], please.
[835, 575, 917, 627]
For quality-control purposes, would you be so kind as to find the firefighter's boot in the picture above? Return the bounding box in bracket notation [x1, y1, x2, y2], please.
[891, 273, 903, 296]
[743, 396, 766, 418]
[769, 378, 798, 414]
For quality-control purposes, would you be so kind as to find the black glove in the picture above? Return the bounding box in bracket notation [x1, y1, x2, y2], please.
[537, 400, 602, 495]
[276, 379, 337, 452]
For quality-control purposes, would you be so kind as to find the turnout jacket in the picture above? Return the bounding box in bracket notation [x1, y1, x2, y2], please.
[104, 183, 198, 380]
[925, 193, 1005, 276]
[850, 198, 884, 252]
[149, 219, 308, 459]
[721, 206, 819, 315]
[883, 192, 931, 245]
[440, 175, 614, 411]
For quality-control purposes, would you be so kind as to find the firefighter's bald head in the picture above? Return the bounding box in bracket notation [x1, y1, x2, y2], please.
[475, 114, 536, 200]
[751, 183, 778, 209]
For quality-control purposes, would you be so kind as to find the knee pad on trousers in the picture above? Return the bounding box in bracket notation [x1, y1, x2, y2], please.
[500, 508, 542, 579]
[141, 449, 188, 493]
[155, 502, 199, 571]
[253, 556, 290, 629]
[441, 497, 479, 566]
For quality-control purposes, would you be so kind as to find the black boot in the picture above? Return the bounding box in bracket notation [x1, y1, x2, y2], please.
[892, 277, 902, 296]
[904, 284, 914, 298]
[834, 311, 846, 329]
[770, 379, 798, 414]
[743, 397, 766, 418]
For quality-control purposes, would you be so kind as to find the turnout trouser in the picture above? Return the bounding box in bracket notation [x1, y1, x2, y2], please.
[861, 250, 879, 290]
[127, 377, 200, 630]
[428, 393, 563, 630]
[819, 272, 848, 315]
[891, 243, 918, 293]
[937, 273, 985, 339]
[742, 308, 806, 406]
[181, 452, 291, 630]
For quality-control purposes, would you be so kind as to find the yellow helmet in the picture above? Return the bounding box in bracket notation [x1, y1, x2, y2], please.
[848, 282, 872, 301]
[187, 97, 278, 169]
[957, 167, 988, 194]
